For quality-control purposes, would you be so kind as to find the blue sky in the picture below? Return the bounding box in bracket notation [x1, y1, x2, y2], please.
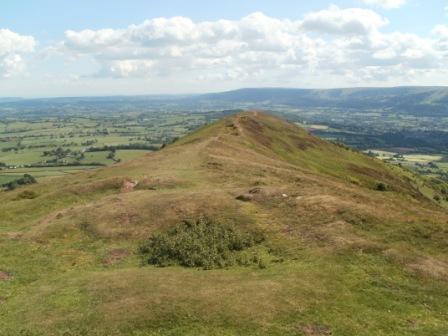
[1, 0, 447, 97]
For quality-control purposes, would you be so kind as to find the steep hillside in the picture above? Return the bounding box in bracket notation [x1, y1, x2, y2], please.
[1, 112, 448, 335]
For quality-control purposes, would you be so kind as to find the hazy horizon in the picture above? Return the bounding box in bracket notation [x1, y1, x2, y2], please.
[3, 85, 448, 100]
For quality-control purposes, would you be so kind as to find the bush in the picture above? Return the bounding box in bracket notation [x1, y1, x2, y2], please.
[376, 182, 387, 191]
[139, 216, 264, 269]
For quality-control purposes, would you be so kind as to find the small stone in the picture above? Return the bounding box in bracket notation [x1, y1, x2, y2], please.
[236, 194, 254, 202]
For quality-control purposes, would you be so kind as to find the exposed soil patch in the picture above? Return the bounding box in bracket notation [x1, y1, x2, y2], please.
[384, 249, 448, 280]
[0, 271, 13, 281]
[301, 323, 332, 335]
[408, 256, 448, 279]
[2, 231, 23, 240]
[102, 249, 130, 265]
[121, 180, 138, 193]
[298, 195, 353, 214]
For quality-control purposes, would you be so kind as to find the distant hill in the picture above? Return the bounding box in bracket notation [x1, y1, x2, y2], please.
[2, 112, 448, 335]
[2, 86, 448, 117]
[195, 87, 448, 114]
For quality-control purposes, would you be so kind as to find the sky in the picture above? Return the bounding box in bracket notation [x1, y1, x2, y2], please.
[1, 0, 447, 97]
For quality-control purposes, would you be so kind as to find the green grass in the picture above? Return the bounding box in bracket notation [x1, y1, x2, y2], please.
[0, 175, 19, 184]
[0, 150, 45, 165]
[1, 239, 447, 335]
[115, 150, 150, 161]
[1, 112, 448, 335]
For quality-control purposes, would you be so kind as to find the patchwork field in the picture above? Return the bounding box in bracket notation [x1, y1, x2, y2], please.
[0, 113, 214, 185]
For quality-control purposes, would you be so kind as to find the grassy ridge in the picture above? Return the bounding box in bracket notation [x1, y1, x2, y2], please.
[1, 112, 448, 335]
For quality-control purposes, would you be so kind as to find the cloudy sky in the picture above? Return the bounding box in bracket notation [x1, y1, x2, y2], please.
[1, 0, 447, 97]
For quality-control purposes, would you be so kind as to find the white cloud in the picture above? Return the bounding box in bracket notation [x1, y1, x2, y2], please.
[432, 25, 448, 52]
[1, 54, 26, 78]
[45, 7, 444, 89]
[301, 5, 388, 35]
[60, 12, 318, 79]
[0, 29, 36, 78]
[360, 0, 406, 9]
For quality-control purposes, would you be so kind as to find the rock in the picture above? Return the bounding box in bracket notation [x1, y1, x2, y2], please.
[121, 180, 138, 193]
[0, 271, 12, 281]
[236, 194, 254, 202]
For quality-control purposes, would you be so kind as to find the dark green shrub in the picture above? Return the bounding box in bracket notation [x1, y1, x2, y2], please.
[376, 182, 387, 191]
[139, 216, 264, 269]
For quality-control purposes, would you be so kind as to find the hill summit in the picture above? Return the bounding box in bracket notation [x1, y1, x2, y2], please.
[1, 112, 448, 335]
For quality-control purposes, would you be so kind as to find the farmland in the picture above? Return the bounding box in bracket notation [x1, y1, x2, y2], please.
[363, 150, 448, 181]
[0, 112, 218, 184]
[2, 89, 448, 187]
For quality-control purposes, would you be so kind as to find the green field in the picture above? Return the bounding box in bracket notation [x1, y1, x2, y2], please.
[0, 114, 211, 185]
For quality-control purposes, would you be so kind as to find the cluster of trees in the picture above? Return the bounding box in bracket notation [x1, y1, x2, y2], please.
[81, 139, 97, 146]
[42, 147, 85, 165]
[42, 147, 74, 158]
[106, 149, 120, 163]
[86, 143, 160, 152]
[2, 174, 36, 191]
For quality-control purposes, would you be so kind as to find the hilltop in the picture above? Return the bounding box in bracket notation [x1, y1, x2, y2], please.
[1, 112, 448, 335]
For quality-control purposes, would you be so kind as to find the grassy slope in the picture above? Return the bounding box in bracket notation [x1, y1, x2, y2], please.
[1, 112, 448, 335]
